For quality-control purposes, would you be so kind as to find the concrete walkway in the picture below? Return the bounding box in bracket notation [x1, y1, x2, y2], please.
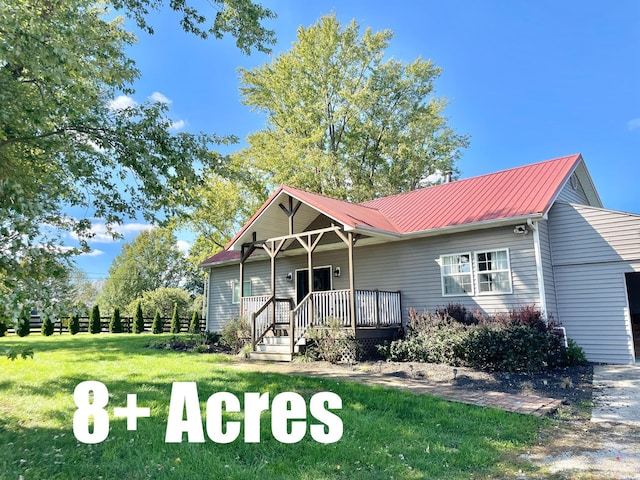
[592, 364, 640, 426]
[228, 361, 563, 417]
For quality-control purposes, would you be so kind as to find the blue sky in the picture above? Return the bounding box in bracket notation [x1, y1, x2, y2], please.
[74, 0, 640, 280]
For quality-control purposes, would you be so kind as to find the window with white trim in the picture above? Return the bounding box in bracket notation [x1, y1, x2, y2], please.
[476, 249, 512, 294]
[232, 280, 252, 304]
[440, 253, 473, 296]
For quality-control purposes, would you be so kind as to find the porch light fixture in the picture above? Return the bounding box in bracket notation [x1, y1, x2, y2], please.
[334, 267, 341, 277]
[286, 272, 293, 282]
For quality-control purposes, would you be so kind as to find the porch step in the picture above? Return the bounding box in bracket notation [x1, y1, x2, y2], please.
[249, 351, 293, 362]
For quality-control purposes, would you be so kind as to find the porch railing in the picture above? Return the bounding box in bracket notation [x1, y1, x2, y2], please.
[245, 289, 402, 352]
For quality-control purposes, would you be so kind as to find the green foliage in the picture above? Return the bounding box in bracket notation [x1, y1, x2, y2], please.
[69, 313, 81, 335]
[220, 317, 250, 353]
[126, 287, 192, 319]
[0, 317, 8, 337]
[133, 302, 145, 334]
[170, 303, 181, 333]
[237, 15, 469, 203]
[5, 347, 34, 360]
[40, 314, 55, 336]
[306, 317, 360, 363]
[0, 0, 274, 315]
[99, 230, 192, 312]
[109, 307, 124, 333]
[89, 305, 102, 334]
[562, 338, 589, 367]
[382, 305, 577, 373]
[189, 310, 201, 334]
[151, 310, 163, 334]
[16, 308, 30, 337]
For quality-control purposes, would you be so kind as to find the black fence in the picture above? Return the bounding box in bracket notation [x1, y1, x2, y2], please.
[7, 316, 206, 335]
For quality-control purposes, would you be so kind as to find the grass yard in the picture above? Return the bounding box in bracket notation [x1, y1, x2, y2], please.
[1, 334, 545, 479]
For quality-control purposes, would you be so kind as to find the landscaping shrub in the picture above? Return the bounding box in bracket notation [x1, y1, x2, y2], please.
[89, 305, 101, 334]
[69, 313, 80, 335]
[189, 310, 201, 334]
[170, 303, 180, 334]
[221, 317, 250, 353]
[133, 302, 144, 334]
[152, 310, 164, 334]
[16, 308, 30, 337]
[382, 309, 470, 364]
[109, 307, 123, 333]
[306, 317, 361, 363]
[562, 338, 589, 367]
[41, 314, 55, 336]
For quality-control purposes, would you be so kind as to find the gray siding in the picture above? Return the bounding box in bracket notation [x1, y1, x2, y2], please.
[549, 202, 640, 364]
[537, 219, 559, 319]
[353, 226, 539, 320]
[556, 173, 590, 204]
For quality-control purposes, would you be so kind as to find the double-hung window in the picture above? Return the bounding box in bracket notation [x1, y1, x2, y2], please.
[232, 280, 252, 304]
[441, 253, 473, 296]
[476, 249, 512, 294]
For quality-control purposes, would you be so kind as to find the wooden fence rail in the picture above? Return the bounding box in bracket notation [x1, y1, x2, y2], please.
[5, 316, 206, 335]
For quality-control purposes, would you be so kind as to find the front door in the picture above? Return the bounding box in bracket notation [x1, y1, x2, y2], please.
[296, 267, 332, 304]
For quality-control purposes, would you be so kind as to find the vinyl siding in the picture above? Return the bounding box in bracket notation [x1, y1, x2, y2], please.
[556, 173, 590, 204]
[537, 219, 559, 318]
[206, 225, 541, 329]
[549, 202, 640, 364]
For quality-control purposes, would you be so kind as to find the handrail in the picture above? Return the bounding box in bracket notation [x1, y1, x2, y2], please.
[250, 295, 275, 350]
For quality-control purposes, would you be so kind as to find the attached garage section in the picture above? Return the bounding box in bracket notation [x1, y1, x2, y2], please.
[549, 202, 640, 364]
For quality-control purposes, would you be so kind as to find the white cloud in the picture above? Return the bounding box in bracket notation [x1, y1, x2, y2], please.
[148, 91, 172, 104]
[108, 95, 137, 110]
[80, 249, 105, 257]
[169, 119, 186, 131]
[628, 118, 640, 130]
[175, 240, 191, 255]
[71, 222, 154, 243]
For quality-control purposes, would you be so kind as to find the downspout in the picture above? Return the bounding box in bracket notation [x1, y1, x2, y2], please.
[527, 218, 548, 322]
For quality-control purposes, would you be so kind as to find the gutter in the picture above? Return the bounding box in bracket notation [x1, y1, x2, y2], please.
[527, 218, 548, 321]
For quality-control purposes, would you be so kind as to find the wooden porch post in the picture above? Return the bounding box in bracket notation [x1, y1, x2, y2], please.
[239, 246, 245, 319]
[348, 231, 356, 335]
[307, 234, 314, 323]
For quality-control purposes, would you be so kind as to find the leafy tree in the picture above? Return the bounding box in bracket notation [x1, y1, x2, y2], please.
[98, 229, 189, 311]
[126, 287, 192, 320]
[41, 313, 55, 336]
[0, 317, 7, 337]
[237, 15, 469, 202]
[189, 310, 202, 334]
[170, 303, 181, 334]
[133, 302, 145, 334]
[109, 307, 124, 333]
[89, 304, 102, 334]
[69, 313, 81, 335]
[152, 309, 164, 334]
[0, 0, 276, 322]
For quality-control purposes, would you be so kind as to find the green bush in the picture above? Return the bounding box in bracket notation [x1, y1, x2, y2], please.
[69, 313, 80, 335]
[133, 302, 145, 334]
[562, 338, 589, 366]
[16, 308, 30, 337]
[109, 307, 123, 333]
[89, 305, 101, 334]
[221, 317, 251, 353]
[41, 315, 55, 336]
[152, 310, 164, 334]
[307, 317, 360, 363]
[0, 317, 8, 337]
[189, 310, 201, 334]
[170, 303, 181, 334]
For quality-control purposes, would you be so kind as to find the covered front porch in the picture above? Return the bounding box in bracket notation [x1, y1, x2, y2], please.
[226, 187, 406, 360]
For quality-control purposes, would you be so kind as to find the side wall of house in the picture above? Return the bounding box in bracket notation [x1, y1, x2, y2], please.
[549, 202, 640, 364]
[353, 225, 540, 320]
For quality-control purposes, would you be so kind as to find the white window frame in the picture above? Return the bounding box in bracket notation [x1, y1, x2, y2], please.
[232, 280, 252, 304]
[440, 253, 474, 297]
[475, 248, 513, 295]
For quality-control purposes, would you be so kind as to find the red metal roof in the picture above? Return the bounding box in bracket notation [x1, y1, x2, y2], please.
[361, 154, 582, 233]
[216, 154, 583, 259]
[200, 249, 240, 267]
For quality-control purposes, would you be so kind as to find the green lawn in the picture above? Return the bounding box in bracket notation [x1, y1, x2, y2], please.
[1, 334, 545, 479]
